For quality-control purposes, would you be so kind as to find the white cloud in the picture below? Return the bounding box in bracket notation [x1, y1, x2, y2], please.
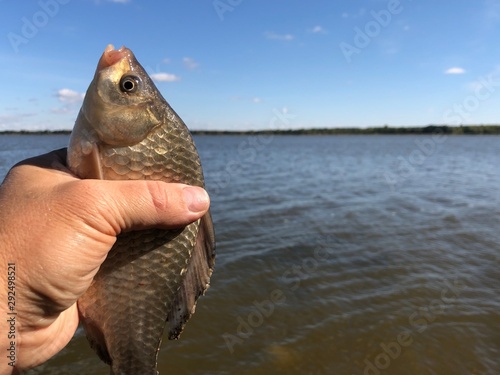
[341, 8, 366, 19]
[445, 67, 466, 75]
[51, 107, 75, 114]
[264, 32, 294, 41]
[309, 25, 327, 34]
[183, 57, 199, 70]
[0, 113, 36, 129]
[150, 73, 180, 82]
[56, 88, 85, 103]
[376, 38, 400, 56]
[231, 96, 264, 104]
[52, 89, 84, 117]
[92, 0, 130, 5]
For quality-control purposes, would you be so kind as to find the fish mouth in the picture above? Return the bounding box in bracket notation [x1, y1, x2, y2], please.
[96, 44, 133, 72]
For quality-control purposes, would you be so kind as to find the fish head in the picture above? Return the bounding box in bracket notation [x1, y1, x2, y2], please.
[81, 44, 162, 146]
[68, 44, 169, 179]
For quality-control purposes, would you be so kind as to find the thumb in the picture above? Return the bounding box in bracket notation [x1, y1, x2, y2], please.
[63, 180, 210, 236]
[13, 148, 211, 237]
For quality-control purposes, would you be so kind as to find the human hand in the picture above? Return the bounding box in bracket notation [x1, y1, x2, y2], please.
[0, 149, 210, 373]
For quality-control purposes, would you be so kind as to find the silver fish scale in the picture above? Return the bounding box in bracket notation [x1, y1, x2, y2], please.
[77, 124, 205, 374]
[100, 125, 203, 185]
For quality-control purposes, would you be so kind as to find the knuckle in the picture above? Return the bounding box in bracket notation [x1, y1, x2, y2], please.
[145, 181, 171, 213]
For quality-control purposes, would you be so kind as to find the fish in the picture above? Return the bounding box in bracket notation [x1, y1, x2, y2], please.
[67, 45, 215, 375]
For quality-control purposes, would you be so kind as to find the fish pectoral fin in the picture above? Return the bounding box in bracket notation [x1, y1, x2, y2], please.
[166, 211, 216, 340]
[80, 143, 103, 180]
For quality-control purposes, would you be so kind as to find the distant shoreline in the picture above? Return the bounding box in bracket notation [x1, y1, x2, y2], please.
[2, 125, 500, 136]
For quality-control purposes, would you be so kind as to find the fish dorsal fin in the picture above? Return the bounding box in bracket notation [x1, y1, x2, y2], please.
[167, 211, 216, 339]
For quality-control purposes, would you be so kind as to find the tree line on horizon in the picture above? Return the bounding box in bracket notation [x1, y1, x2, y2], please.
[2, 125, 500, 136]
[192, 125, 500, 135]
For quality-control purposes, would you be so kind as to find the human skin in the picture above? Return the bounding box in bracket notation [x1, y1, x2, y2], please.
[0, 149, 210, 374]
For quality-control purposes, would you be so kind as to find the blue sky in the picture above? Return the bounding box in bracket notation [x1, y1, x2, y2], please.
[2, 0, 500, 131]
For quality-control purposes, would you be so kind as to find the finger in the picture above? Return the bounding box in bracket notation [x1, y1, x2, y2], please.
[15, 148, 68, 171]
[62, 180, 211, 235]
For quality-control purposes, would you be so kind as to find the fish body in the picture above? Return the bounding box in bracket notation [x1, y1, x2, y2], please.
[67, 45, 215, 375]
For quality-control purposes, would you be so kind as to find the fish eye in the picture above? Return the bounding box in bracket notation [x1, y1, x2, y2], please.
[119, 75, 141, 93]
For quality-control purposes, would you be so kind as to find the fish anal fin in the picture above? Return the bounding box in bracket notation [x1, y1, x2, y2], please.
[167, 211, 216, 339]
[79, 313, 112, 366]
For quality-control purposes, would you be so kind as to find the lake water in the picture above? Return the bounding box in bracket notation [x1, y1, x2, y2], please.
[1, 134, 499, 375]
